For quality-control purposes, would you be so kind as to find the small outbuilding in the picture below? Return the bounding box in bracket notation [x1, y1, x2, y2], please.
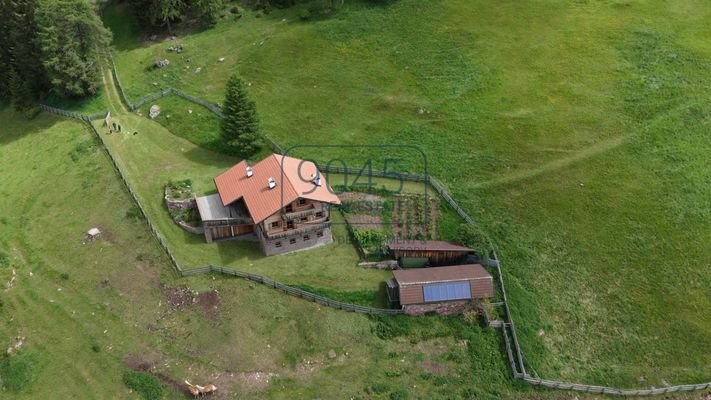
[387, 264, 494, 315]
[195, 193, 254, 242]
[387, 240, 474, 267]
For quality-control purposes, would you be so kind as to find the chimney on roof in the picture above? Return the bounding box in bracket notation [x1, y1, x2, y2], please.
[246, 166, 253, 177]
[267, 177, 276, 189]
[311, 172, 321, 187]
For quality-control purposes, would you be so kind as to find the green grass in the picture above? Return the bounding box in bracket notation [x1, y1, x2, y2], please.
[92, 112, 392, 290]
[123, 370, 165, 400]
[0, 107, 541, 399]
[105, 0, 711, 390]
[142, 95, 224, 152]
[43, 87, 109, 114]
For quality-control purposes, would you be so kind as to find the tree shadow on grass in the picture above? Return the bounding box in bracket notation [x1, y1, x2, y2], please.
[181, 146, 236, 168]
[0, 108, 66, 146]
[216, 239, 262, 266]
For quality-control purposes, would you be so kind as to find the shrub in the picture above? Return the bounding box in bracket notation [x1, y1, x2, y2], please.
[122, 370, 165, 400]
[60, 272, 69, 280]
[366, 382, 391, 394]
[298, 8, 311, 20]
[0, 352, 38, 391]
[91, 344, 101, 353]
[352, 229, 386, 254]
[390, 388, 410, 400]
[0, 251, 9, 269]
[456, 223, 493, 258]
[371, 315, 412, 339]
[126, 207, 145, 220]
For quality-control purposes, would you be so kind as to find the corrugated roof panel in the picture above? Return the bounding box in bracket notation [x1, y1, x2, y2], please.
[393, 264, 491, 285]
[387, 240, 473, 252]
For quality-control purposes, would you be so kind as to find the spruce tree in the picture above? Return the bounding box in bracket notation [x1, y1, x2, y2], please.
[220, 74, 260, 159]
[35, 0, 111, 98]
[8, 68, 36, 115]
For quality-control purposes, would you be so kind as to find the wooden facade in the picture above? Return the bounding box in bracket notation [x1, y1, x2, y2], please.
[387, 265, 494, 309]
[196, 195, 255, 243]
[257, 198, 333, 256]
[388, 240, 474, 267]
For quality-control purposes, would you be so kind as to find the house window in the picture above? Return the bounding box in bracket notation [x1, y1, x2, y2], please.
[317, 231, 324, 238]
[298, 199, 307, 206]
[300, 216, 308, 222]
[275, 241, 282, 248]
[289, 238, 296, 245]
[286, 220, 294, 229]
[271, 221, 280, 229]
[285, 204, 293, 213]
[315, 211, 324, 218]
[303, 235, 310, 241]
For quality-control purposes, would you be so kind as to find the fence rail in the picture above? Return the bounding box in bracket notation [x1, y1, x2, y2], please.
[39, 104, 109, 123]
[182, 265, 404, 315]
[38, 59, 711, 397]
[107, 53, 285, 154]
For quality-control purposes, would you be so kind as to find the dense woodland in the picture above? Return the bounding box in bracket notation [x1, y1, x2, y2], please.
[0, 0, 110, 114]
[0, 0, 320, 115]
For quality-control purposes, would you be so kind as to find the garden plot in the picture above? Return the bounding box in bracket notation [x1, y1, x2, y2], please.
[392, 194, 439, 240]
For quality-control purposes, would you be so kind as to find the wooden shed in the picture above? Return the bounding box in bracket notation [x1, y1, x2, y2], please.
[387, 240, 474, 267]
[387, 264, 494, 313]
[195, 194, 254, 242]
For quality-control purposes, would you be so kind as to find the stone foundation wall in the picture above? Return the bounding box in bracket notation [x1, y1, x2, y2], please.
[358, 260, 400, 270]
[258, 225, 334, 256]
[164, 187, 201, 235]
[403, 300, 476, 316]
[164, 190, 197, 210]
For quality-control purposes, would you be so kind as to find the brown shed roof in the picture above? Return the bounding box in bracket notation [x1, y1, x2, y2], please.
[387, 240, 473, 253]
[214, 154, 341, 224]
[393, 264, 491, 285]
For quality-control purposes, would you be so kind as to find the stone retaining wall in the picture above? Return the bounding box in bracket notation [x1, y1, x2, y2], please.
[164, 186, 201, 235]
[403, 300, 477, 316]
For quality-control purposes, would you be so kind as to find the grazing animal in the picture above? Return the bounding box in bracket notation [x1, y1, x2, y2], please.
[185, 380, 218, 397]
[201, 384, 217, 395]
[185, 381, 200, 398]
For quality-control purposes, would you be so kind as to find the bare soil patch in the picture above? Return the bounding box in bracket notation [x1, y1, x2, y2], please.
[236, 371, 276, 391]
[344, 214, 383, 231]
[162, 285, 221, 318]
[420, 359, 449, 375]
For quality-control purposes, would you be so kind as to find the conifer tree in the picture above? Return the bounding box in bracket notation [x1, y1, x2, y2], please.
[35, 0, 111, 98]
[220, 74, 260, 159]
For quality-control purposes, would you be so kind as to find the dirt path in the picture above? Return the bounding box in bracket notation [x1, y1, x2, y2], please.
[468, 97, 706, 190]
[101, 66, 128, 114]
[469, 133, 631, 190]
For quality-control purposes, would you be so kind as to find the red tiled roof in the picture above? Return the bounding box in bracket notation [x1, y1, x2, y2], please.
[393, 264, 491, 285]
[387, 240, 473, 253]
[214, 154, 341, 224]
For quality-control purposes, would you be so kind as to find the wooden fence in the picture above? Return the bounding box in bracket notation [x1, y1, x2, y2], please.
[41, 63, 711, 397]
[39, 104, 109, 122]
[182, 265, 403, 315]
[107, 53, 285, 154]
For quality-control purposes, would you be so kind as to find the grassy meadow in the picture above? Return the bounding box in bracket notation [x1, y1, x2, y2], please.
[101, 0, 711, 391]
[0, 108, 538, 399]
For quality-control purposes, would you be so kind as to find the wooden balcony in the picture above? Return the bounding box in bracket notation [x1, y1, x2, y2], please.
[265, 221, 331, 239]
[282, 203, 327, 221]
